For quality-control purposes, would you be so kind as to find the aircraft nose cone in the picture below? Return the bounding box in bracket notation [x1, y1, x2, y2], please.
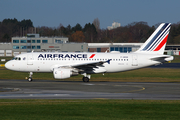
[5, 62, 11, 70]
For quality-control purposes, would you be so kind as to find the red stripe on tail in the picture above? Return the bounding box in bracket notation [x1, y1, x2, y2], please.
[154, 34, 169, 51]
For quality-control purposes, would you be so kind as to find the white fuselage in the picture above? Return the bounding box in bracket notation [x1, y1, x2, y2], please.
[5, 52, 169, 73]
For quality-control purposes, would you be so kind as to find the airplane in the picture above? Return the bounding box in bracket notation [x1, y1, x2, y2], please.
[5, 23, 173, 82]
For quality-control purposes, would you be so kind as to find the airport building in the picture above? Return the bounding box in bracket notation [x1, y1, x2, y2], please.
[0, 33, 178, 56]
[0, 34, 88, 56]
[88, 43, 141, 53]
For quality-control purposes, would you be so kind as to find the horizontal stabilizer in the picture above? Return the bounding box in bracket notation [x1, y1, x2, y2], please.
[150, 56, 174, 62]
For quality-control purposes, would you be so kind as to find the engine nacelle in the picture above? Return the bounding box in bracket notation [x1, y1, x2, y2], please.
[53, 68, 71, 79]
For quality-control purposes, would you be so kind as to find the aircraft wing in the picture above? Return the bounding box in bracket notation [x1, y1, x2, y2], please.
[72, 59, 110, 67]
[51, 59, 111, 72]
[72, 60, 111, 73]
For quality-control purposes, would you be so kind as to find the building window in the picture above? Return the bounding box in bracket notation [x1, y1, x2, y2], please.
[21, 46, 27, 49]
[32, 40, 36, 43]
[124, 47, 127, 52]
[32, 46, 36, 49]
[37, 46, 41, 49]
[110, 47, 132, 53]
[13, 40, 19, 43]
[128, 47, 132, 52]
[13, 46, 19, 49]
[119, 47, 123, 52]
[110, 47, 114, 51]
[20, 40, 27, 43]
[37, 40, 41, 43]
[55, 39, 63, 43]
[115, 47, 118, 51]
[97, 48, 101, 52]
[27, 40, 31, 43]
[42, 40, 48, 43]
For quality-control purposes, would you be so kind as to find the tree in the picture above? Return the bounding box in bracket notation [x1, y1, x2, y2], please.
[72, 23, 82, 32]
[66, 24, 72, 35]
[71, 31, 85, 42]
[173, 35, 180, 44]
[93, 18, 100, 32]
[3, 33, 10, 42]
[84, 23, 97, 42]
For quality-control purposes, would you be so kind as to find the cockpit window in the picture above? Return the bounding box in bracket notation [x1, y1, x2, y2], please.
[13, 57, 21, 61]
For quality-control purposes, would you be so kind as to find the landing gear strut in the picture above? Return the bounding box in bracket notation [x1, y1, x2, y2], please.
[27, 72, 33, 82]
[81, 73, 91, 82]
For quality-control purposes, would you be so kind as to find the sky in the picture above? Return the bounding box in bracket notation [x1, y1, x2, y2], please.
[0, 0, 180, 29]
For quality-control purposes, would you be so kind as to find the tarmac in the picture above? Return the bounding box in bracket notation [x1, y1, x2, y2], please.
[0, 79, 180, 100]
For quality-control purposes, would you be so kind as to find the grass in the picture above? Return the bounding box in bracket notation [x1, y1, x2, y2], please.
[171, 55, 180, 63]
[0, 99, 180, 120]
[0, 68, 180, 82]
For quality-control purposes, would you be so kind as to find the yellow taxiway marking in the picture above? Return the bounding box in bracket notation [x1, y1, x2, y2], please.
[114, 85, 145, 93]
[124, 86, 145, 93]
[0, 64, 5, 67]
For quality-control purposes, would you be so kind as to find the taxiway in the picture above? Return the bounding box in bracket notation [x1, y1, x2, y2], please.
[0, 79, 180, 100]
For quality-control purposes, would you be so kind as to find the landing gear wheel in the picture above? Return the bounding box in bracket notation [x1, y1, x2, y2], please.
[27, 72, 33, 82]
[83, 77, 89, 82]
[28, 77, 33, 82]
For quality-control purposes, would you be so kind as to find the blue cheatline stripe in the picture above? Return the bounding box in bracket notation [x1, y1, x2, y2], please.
[147, 25, 170, 51]
[142, 23, 169, 51]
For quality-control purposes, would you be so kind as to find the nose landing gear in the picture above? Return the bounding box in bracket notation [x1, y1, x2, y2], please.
[27, 72, 33, 82]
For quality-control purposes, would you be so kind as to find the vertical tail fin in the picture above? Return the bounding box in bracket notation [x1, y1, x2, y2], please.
[136, 23, 171, 54]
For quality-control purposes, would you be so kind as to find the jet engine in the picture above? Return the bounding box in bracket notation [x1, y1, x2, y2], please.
[53, 68, 78, 79]
[53, 68, 71, 79]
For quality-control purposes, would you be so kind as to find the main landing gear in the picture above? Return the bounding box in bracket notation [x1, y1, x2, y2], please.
[82, 73, 91, 82]
[82, 77, 89, 82]
[27, 72, 33, 82]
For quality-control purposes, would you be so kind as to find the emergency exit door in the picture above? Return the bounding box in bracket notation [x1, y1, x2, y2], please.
[132, 55, 138, 66]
